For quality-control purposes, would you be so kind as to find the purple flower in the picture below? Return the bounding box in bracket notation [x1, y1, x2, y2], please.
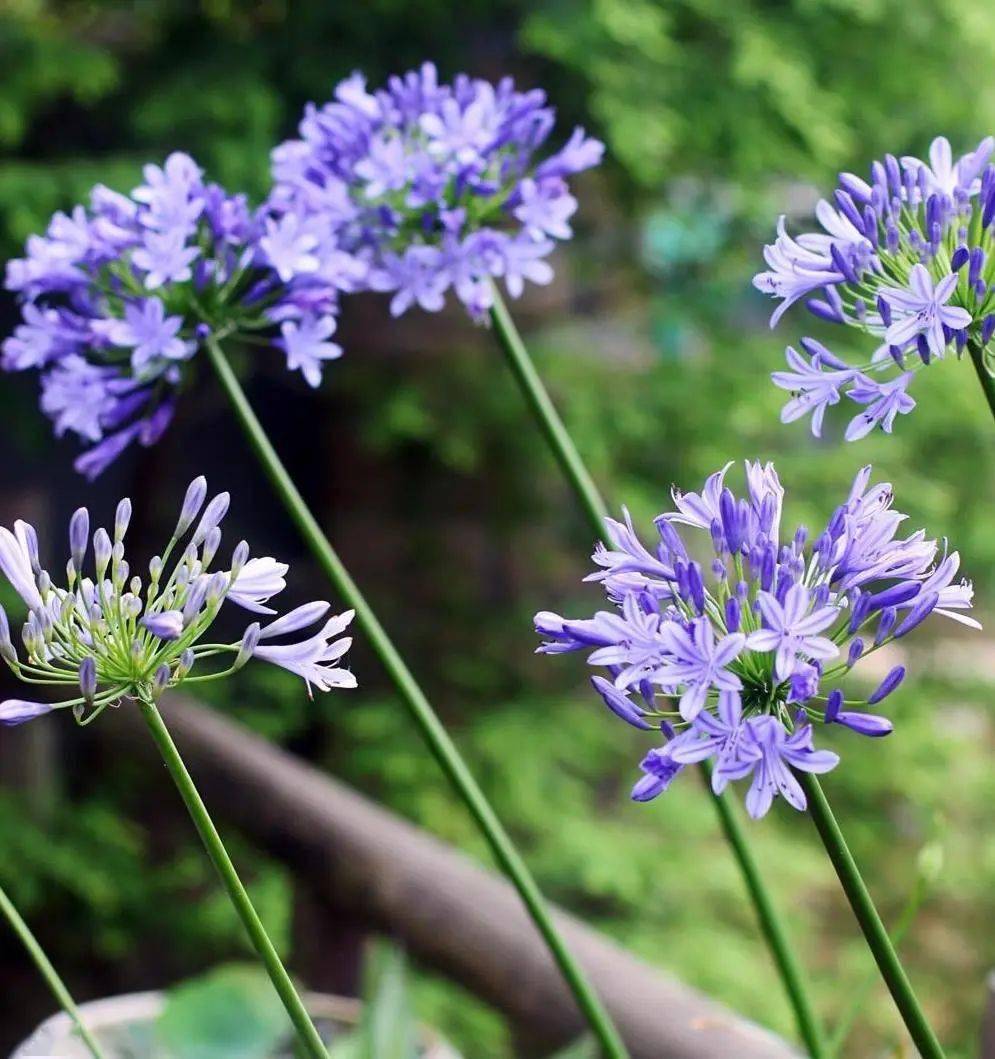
[655, 618, 745, 721]
[745, 584, 840, 681]
[771, 342, 856, 437]
[259, 213, 321, 283]
[741, 717, 840, 819]
[0, 479, 357, 725]
[279, 316, 343, 388]
[267, 63, 601, 318]
[880, 266, 972, 356]
[4, 150, 348, 474]
[537, 462, 979, 818]
[758, 135, 995, 439]
[254, 609, 357, 694]
[104, 299, 189, 371]
[844, 373, 916, 441]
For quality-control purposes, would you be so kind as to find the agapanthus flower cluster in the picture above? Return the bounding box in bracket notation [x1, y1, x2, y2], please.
[0, 476, 355, 726]
[267, 62, 603, 321]
[536, 462, 978, 818]
[3, 154, 350, 477]
[755, 135, 995, 439]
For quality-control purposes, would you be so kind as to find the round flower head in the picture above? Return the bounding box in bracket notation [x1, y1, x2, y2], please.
[0, 476, 356, 726]
[536, 462, 979, 818]
[755, 135, 995, 439]
[266, 62, 603, 321]
[3, 154, 349, 478]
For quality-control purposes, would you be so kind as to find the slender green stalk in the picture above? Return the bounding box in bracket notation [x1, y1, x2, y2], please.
[967, 338, 995, 422]
[827, 871, 928, 1056]
[138, 696, 328, 1059]
[488, 287, 827, 1059]
[798, 774, 943, 1059]
[204, 336, 629, 1059]
[0, 885, 106, 1058]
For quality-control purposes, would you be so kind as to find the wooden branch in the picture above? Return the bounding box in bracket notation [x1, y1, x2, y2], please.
[109, 695, 800, 1059]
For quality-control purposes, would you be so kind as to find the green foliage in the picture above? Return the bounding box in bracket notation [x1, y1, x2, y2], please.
[523, 0, 995, 187]
[157, 964, 290, 1059]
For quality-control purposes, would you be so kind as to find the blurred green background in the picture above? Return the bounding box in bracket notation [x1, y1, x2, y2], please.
[1, 1, 994, 1056]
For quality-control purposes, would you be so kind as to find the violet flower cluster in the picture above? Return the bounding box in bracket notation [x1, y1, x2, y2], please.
[3, 154, 350, 478]
[755, 136, 995, 439]
[267, 62, 603, 320]
[536, 462, 978, 818]
[0, 476, 355, 726]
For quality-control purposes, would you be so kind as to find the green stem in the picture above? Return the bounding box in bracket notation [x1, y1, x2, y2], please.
[488, 287, 827, 1059]
[798, 774, 944, 1059]
[137, 696, 328, 1059]
[204, 336, 629, 1059]
[826, 872, 927, 1056]
[967, 338, 995, 422]
[0, 885, 107, 1059]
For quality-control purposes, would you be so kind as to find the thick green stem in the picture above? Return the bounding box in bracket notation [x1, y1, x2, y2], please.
[489, 288, 827, 1059]
[798, 774, 944, 1059]
[204, 336, 629, 1059]
[967, 338, 995, 422]
[138, 697, 328, 1059]
[0, 885, 106, 1058]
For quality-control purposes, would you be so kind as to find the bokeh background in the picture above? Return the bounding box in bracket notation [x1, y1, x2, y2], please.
[1, 1, 994, 1055]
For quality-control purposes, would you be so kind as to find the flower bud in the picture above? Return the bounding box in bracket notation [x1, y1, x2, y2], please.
[69, 507, 89, 570]
[176, 648, 196, 680]
[191, 492, 230, 547]
[201, 527, 222, 568]
[148, 556, 163, 584]
[234, 622, 261, 670]
[36, 570, 51, 597]
[230, 541, 250, 580]
[152, 664, 171, 697]
[79, 657, 97, 702]
[868, 665, 905, 704]
[93, 528, 112, 577]
[114, 498, 132, 542]
[205, 570, 228, 605]
[181, 578, 209, 624]
[140, 610, 184, 641]
[175, 477, 208, 539]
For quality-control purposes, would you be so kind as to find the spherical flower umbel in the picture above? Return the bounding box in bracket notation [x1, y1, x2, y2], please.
[535, 462, 978, 818]
[0, 476, 356, 726]
[755, 136, 995, 439]
[266, 62, 603, 321]
[3, 154, 349, 478]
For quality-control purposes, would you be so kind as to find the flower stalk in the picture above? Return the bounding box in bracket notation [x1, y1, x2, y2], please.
[0, 884, 106, 1058]
[967, 338, 995, 421]
[138, 695, 329, 1059]
[488, 286, 827, 1059]
[203, 334, 630, 1059]
[799, 773, 944, 1059]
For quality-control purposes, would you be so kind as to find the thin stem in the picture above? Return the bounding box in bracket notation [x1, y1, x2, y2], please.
[967, 338, 995, 422]
[798, 773, 944, 1059]
[0, 884, 106, 1058]
[137, 696, 328, 1059]
[204, 336, 629, 1059]
[826, 872, 927, 1056]
[488, 287, 827, 1059]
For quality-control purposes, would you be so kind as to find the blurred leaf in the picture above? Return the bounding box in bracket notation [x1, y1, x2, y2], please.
[156, 963, 289, 1059]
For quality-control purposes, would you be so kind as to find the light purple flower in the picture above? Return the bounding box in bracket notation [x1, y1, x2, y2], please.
[537, 462, 978, 818]
[844, 373, 916, 441]
[279, 316, 343, 388]
[132, 229, 201, 289]
[227, 557, 288, 615]
[742, 717, 839, 819]
[259, 213, 321, 283]
[880, 265, 972, 357]
[655, 618, 745, 721]
[254, 609, 357, 694]
[745, 584, 840, 681]
[104, 299, 189, 371]
[758, 135, 995, 439]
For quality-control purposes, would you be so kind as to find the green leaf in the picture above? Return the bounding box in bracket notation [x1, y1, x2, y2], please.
[549, 1036, 598, 1059]
[357, 940, 419, 1059]
[156, 963, 290, 1059]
